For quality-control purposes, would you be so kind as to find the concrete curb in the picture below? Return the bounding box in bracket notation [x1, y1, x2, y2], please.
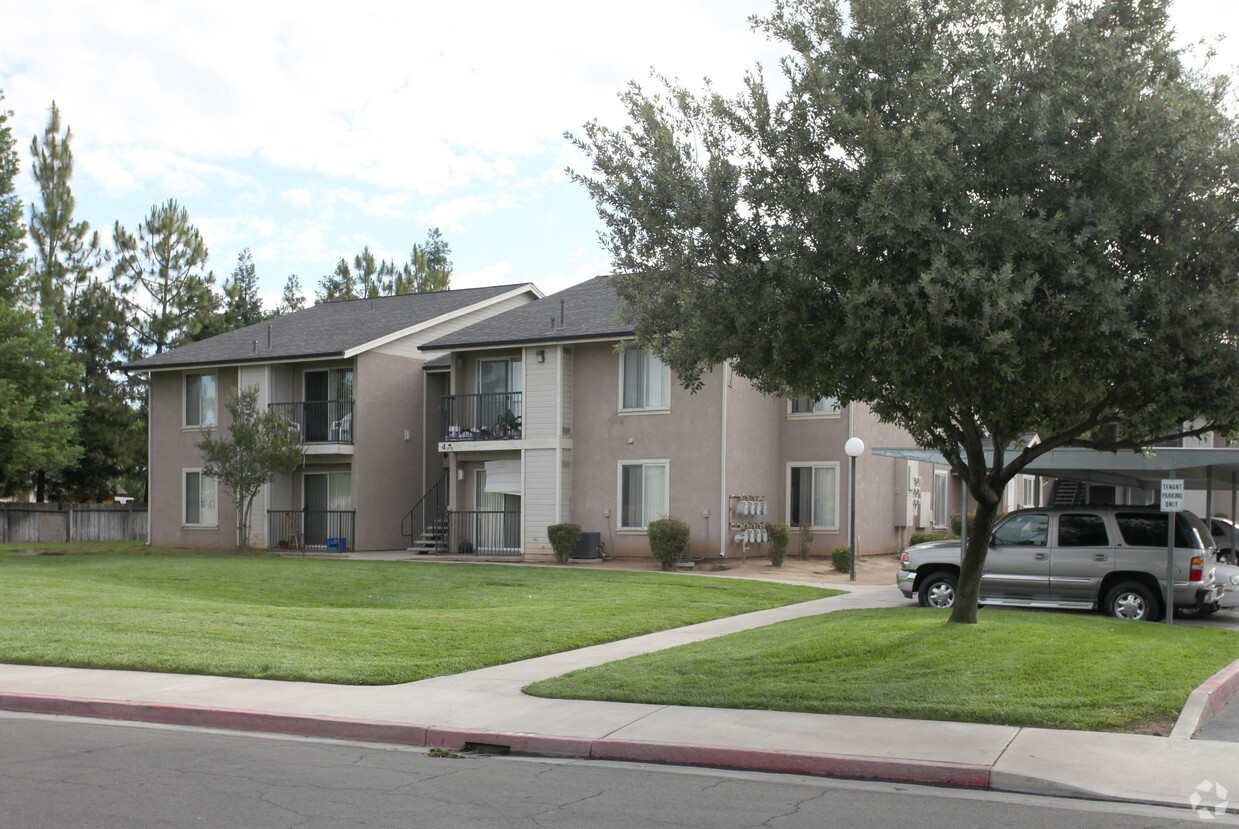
[590, 739, 991, 788]
[0, 693, 989, 790]
[1169, 656, 1239, 739]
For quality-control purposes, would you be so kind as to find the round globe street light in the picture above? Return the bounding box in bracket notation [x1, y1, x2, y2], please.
[844, 437, 865, 581]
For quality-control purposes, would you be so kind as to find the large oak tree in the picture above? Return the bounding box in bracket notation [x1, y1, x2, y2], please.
[571, 0, 1239, 623]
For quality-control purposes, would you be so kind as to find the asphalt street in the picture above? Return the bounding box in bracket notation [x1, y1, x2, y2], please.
[0, 713, 1228, 829]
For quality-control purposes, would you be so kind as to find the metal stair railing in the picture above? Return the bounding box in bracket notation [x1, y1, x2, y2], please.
[401, 472, 449, 549]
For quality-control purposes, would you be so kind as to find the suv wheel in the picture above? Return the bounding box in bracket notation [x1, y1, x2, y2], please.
[918, 573, 958, 609]
[1103, 582, 1159, 621]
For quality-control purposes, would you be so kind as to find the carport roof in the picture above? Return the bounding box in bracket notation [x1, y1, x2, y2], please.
[871, 446, 1239, 492]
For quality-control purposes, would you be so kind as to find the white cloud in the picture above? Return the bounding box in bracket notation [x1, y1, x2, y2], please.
[420, 193, 521, 233]
[453, 261, 514, 290]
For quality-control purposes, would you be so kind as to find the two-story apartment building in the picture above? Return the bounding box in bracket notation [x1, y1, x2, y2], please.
[417, 277, 1030, 563]
[127, 275, 1044, 559]
[124, 284, 542, 551]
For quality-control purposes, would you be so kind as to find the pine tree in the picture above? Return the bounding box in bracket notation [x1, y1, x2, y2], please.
[0, 92, 82, 496]
[197, 248, 266, 338]
[28, 101, 101, 343]
[111, 199, 216, 355]
[315, 257, 356, 303]
[278, 274, 306, 314]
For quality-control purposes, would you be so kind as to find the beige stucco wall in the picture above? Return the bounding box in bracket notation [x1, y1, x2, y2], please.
[148, 367, 240, 548]
[568, 342, 724, 560]
[719, 369, 783, 560]
[350, 350, 425, 550]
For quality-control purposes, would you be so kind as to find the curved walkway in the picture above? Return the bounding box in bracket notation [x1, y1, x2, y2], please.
[0, 583, 1236, 813]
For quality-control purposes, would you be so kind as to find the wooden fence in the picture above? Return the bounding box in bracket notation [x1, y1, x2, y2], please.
[0, 503, 148, 544]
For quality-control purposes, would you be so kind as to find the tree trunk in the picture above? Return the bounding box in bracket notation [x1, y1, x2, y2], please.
[947, 497, 1002, 624]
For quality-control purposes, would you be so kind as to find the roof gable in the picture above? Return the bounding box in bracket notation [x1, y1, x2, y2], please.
[123, 284, 538, 371]
[420, 276, 630, 351]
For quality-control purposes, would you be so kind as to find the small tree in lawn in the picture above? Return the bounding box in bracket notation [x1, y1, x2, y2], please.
[196, 387, 305, 548]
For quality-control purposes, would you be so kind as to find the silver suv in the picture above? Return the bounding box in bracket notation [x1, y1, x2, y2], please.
[896, 507, 1223, 621]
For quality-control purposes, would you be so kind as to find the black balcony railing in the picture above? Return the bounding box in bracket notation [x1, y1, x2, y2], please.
[269, 509, 356, 553]
[269, 401, 355, 444]
[441, 510, 522, 557]
[440, 392, 522, 442]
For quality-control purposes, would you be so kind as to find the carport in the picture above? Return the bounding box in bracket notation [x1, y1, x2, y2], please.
[872, 445, 1239, 540]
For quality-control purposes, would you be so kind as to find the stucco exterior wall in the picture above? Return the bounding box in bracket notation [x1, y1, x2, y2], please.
[721, 370, 783, 560]
[148, 367, 240, 548]
[568, 342, 724, 560]
[352, 350, 424, 550]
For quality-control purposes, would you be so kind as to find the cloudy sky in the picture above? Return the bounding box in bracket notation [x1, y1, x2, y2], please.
[2, 1, 1236, 309]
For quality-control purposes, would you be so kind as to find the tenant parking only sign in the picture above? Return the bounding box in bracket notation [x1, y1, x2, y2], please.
[1161, 479, 1184, 512]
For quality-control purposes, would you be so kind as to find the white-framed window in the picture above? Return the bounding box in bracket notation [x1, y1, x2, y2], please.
[1022, 476, 1037, 508]
[183, 469, 217, 527]
[787, 463, 839, 529]
[184, 372, 217, 428]
[619, 461, 669, 529]
[620, 348, 670, 411]
[788, 396, 840, 417]
[933, 470, 949, 528]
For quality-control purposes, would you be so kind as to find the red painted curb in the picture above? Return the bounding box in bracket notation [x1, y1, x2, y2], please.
[0, 693, 431, 746]
[1197, 658, 1239, 715]
[0, 693, 992, 790]
[591, 739, 991, 789]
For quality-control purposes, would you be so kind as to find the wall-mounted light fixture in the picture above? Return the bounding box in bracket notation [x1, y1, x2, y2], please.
[535, 349, 545, 363]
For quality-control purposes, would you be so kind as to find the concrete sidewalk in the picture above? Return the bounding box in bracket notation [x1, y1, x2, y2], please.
[1, 584, 1237, 815]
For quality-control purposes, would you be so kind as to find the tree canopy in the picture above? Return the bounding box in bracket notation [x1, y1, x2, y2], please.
[196, 386, 305, 548]
[571, 0, 1239, 622]
[315, 227, 453, 302]
[0, 92, 81, 496]
[111, 198, 216, 355]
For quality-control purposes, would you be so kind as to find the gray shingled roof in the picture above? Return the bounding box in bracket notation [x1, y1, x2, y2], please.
[123, 284, 533, 371]
[420, 276, 631, 351]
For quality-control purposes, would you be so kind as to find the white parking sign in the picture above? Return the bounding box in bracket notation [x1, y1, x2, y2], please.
[1161, 479, 1184, 512]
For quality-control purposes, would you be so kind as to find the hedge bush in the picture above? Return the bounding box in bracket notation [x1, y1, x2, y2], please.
[831, 545, 852, 573]
[951, 512, 1006, 536]
[648, 517, 691, 570]
[767, 523, 790, 567]
[547, 523, 582, 564]
[909, 532, 959, 546]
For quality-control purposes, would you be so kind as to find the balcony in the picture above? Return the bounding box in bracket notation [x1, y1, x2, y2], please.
[270, 401, 355, 444]
[439, 392, 522, 442]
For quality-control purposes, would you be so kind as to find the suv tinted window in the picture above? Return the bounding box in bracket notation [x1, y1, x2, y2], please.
[1058, 514, 1109, 547]
[1115, 513, 1201, 548]
[992, 513, 1048, 546]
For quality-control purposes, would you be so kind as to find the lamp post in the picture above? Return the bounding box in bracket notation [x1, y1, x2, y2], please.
[844, 437, 865, 582]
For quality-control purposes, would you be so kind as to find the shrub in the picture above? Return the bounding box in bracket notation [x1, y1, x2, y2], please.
[950, 512, 1006, 536]
[798, 524, 814, 560]
[909, 532, 959, 546]
[831, 545, 852, 573]
[547, 523, 582, 564]
[647, 517, 691, 571]
[767, 523, 790, 567]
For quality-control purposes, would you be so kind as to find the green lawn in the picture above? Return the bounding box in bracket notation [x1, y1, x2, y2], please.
[0, 552, 833, 684]
[525, 607, 1239, 732]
